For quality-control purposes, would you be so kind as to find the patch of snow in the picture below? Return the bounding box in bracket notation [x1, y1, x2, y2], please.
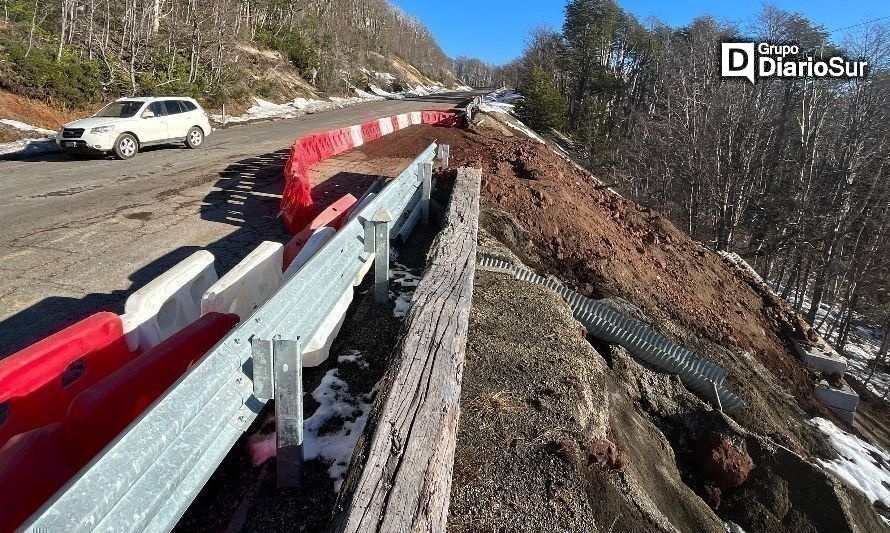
[337, 349, 368, 368]
[0, 118, 59, 158]
[478, 101, 514, 114]
[211, 92, 383, 124]
[245, 350, 379, 492]
[0, 138, 58, 158]
[391, 262, 420, 319]
[0, 118, 55, 136]
[505, 120, 545, 144]
[368, 84, 404, 100]
[811, 417, 890, 523]
[768, 280, 889, 397]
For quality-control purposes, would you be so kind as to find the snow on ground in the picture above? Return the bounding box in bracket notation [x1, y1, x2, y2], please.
[0, 118, 55, 135]
[211, 91, 385, 124]
[391, 262, 420, 319]
[811, 417, 890, 523]
[505, 120, 546, 144]
[302, 360, 378, 491]
[0, 118, 58, 158]
[767, 278, 889, 397]
[0, 138, 58, 158]
[216, 82, 458, 124]
[245, 350, 379, 492]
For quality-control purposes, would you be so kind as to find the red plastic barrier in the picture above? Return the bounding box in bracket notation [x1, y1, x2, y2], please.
[361, 121, 382, 142]
[0, 423, 78, 532]
[0, 313, 132, 449]
[281, 111, 458, 234]
[282, 138, 315, 233]
[65, 312, 239, 466]
[283, 194, 357, 269]
[421, 110, 459, 127]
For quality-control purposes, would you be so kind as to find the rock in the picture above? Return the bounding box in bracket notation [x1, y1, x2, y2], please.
[691, 432, 754, 490]
[588, 439, 623, 470]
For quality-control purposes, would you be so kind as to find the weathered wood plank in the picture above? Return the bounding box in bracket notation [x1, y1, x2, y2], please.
[328, 168, 482, 533]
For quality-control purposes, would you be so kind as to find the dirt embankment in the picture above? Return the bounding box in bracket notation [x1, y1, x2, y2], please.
[393, 119, 845, 439]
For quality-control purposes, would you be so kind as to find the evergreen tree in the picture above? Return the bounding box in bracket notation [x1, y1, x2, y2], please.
[516, 66, 566, 132]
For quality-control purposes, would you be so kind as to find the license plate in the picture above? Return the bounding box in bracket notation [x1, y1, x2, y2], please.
[64, 142, 76, 148]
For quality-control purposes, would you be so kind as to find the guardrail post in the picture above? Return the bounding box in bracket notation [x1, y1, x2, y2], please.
[251, 337, 274, 400]
[274, 338, 304, 488]
[420, 162, 433, 225]
[437, 144, 450, 169]
[363, 216, 376, 254]
[371, 209, 392, 303]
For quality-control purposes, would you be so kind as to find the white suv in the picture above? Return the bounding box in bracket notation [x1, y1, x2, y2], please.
[57, 97, 212, 159]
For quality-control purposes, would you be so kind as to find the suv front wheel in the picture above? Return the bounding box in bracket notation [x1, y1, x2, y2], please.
[114, 133, 139, 160]
[185, 126, 204, 149]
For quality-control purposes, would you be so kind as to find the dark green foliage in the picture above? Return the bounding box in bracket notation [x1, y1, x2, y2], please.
[254, 27, 318, 78]
[0, 38, 103, 107]
[516, 66, 566, 132]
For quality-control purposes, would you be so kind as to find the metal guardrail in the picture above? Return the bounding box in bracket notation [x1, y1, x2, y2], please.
[463, 95, 483, 121]
[476, 252, 746, 413]
[24, 143, 439, 532]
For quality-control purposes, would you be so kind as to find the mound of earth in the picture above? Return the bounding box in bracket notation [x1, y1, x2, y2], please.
[453, 233, 886, 532]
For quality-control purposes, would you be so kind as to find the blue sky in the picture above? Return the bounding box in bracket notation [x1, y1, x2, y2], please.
[392, 1, 888, 65]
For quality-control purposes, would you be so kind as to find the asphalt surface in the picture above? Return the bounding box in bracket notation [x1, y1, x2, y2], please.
[0, 91, 483, 357]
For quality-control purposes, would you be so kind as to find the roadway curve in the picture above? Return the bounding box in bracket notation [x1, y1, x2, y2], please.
[0, 90, 484, 357]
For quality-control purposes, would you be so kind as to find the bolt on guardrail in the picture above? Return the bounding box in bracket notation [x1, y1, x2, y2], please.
[476, 252, 746, 413]
[25, 142, 440, 531]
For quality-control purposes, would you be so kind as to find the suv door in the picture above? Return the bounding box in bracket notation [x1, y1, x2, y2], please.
[139, 101, 169, 143]
[162, 100, 188, 139]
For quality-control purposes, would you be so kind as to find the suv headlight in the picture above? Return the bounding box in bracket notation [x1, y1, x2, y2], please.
[90, 125, 116, 134]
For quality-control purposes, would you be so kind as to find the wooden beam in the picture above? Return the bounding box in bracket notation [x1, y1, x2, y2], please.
[328, 168, 482, 533]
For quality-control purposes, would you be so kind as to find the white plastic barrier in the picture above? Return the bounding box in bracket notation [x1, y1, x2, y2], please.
[396, 113, 410, 129]
[409, 111, 422, 125]
[282, 227, 336, 281]
[302, 288, 353, 367]
[378, 117, 394, 135]
[349, 125, 364, 147]
[121, 250, 218, 352]
[200, 242, 283, 320]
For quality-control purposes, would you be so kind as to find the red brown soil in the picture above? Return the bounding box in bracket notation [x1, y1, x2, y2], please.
[346, 123, 833, 426]
[452, 129, 830, 414]
[691, 432, 755, 491]
[0, 90, 96, 129]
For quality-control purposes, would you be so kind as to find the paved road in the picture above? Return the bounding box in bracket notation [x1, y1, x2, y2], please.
[0, 91, 483, 357]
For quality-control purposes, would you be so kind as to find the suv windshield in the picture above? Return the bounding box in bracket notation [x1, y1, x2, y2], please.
[94, 101, 144, 118]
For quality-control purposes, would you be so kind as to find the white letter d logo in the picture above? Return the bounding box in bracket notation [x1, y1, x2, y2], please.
[722, 43, 755, 84]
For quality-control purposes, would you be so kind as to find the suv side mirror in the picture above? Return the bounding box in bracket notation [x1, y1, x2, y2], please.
[141, 110, 155, 119]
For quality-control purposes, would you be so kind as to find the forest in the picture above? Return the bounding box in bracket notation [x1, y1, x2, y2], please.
[493, 1, 890, 376]
[0, 0, 454, 106]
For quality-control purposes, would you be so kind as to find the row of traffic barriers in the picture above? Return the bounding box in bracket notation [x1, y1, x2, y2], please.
[18, 142, 442, 532]
[0, 187, 372, 530]
[281, 109, 458, 233]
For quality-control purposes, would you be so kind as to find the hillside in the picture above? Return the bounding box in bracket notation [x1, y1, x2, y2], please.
[0, 0, 461, 118]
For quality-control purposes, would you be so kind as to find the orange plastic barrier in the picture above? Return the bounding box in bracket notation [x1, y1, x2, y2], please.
[283, 194, 357, 269]
[0, 313, 132, 449]
[65, 312, 239, 467]
[0, 423, 78, 533]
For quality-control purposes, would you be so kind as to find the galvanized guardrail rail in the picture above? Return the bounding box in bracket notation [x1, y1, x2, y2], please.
[476, 251, 746, 413]
[24, 143, 440, 532]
